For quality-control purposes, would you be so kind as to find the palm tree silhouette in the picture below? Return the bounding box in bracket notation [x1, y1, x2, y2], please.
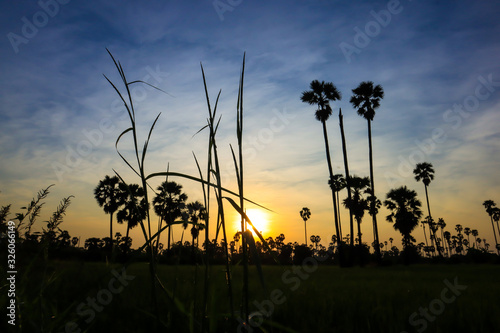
[329, 174, 347, 238]
[310, 235, 321, 254]
[338, 108, 356, 246]
[443, 231, 452, 255]
[492, 207, 500, 250]
[180, 201, 205, 245]
[233, 231, 241, 253]
[350, 81, 384, 261]
[153, 181, 188, 250]
[300, 207, 311, 246]
[437, 218, 446, 255]
[94, 175, 125, 251]
[342, 176, 370, 246]
[420, 217, 430, 252]
[384, 186, 423, 250]
[482, 200, 499, 253]
[301, 80, 342, 245]
[471, 229, 479, 248]
[463, 227, 472, 248]
[116, 183, 148, 239]
[413, 162, 443, 256]
[455, 224, 464, 255]
[191, 223, 205, 252]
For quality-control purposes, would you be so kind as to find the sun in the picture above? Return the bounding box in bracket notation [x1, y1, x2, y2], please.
[236, 208, 269, 236]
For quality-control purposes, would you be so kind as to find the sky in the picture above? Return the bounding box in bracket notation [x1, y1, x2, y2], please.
[1, 0, 499, 250]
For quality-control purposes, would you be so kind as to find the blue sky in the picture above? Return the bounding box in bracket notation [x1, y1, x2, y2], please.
[1, 0, 499, 248]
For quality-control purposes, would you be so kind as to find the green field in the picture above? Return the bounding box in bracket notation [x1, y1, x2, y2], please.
[3, 261, 500, 333]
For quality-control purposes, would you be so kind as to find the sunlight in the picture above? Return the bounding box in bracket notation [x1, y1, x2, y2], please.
[235, 208, 269, 236]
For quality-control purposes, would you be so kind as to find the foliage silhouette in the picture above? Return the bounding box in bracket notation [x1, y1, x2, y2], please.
[384, 186, 423, 264]
[301, 79, 343, 262]
[300, 207, 311, 246]
[350, 81, 384, 262]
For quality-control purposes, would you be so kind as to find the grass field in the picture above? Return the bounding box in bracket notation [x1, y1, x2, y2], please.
[4, 260, 499, 333]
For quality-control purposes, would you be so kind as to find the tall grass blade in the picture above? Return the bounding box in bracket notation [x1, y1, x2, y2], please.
[115, 127, 141, 178]
[141, 113, 162, 167]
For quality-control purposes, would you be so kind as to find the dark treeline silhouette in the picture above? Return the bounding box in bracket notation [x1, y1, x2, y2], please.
[2, 181, 500, 266]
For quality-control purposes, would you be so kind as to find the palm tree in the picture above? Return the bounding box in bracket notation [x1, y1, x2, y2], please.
[413, 162, 443, 256]
[471, 229, 479, 248]
[437, 218, 446, 255]
[233, 231, 241, 253]
[443, 231, 452, 255]
[384, 186, 423, 249]
[301, 80, 342, 245]
[338, 108, 356, 246]
[350, 81, 384, 260]
[483, 200, 498, 252]
[94, 175, 126, 250]
[476, 237, 482, 249]
[329, 174, 347, 237]
[343, 176, 370, 246]
[300, 207, 311, 246]
[331, 234, 338, 251]
[492, 207, 500, 249]
[116, 183, 148, 239]
[463, 227, 471, 248]
[420, 217, 430, 251]
[185, 201, 205, 245]
[153, 181, 188, 250]
[310, 235, 321, 254]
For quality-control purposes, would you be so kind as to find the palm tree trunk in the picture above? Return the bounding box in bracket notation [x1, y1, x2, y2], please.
[337, 191, 343, 238]
[490, 216, 499, 253]
[191, 233, 196, 261]
[422, 223, 430, 257]
[322, 121, 342, 251]
[440, 229, 444, 249]
[424, 185, 443, 256]
[495, 220, 500, 246]
[367, 119, 381, 261]
[167, 225, 171, 250]
[339, 109, 355, 246]
[357, 219, 362, 246]
[305, 221, 308, 246]
[109, 213, 114, 253]
[424, 186, 434, 255]
[422, 223, 429, 248]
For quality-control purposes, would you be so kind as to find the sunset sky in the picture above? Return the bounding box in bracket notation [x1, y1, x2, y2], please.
[1, 0, 499, 249]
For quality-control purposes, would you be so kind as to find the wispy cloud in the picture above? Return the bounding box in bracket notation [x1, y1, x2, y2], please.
[0, 0, 499, 246]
